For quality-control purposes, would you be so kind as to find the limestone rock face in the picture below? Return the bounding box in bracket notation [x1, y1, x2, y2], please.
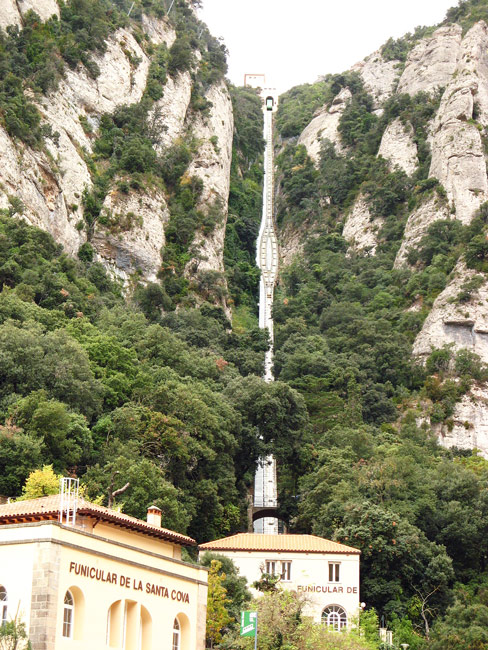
[1, 0, 22, 29]
[429, 88, 488, 224]
[185, 81, 234, 278]
[279, 223, 305, 268]
[397, 24, 462, 95]
[297, 88, 351, 162]
[352, 50, 400, 108]
[92, 189, 170, 282]
[413, 261, 488, 363]
[429, 23, 488, 225]
[394, 197, 450, 268]
[141, 14, 176, 47]
[151, 71, 193, 152]
[83, 29, 150, 111]
[0, 126, 83, 254]
[456, 21, 488, 124]
[0, 11, 233, 291]
[18, 0, 60, 20]
[378, 118, 418, 175]
[1, 0, 60, 28]
[0, 26, 151, 257]
[434, 385, 488, 458]
[342, 196, 382, 254]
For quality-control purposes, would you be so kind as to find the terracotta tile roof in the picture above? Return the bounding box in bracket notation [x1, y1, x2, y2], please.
[199, 533, 360, 554]
[0, 495, 195, 546]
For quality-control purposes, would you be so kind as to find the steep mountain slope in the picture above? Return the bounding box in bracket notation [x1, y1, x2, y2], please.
[275, 3, 488, 460]
[0, 0, 233, 312]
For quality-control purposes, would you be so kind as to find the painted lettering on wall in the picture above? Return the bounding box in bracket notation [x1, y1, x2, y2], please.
[297, 585, 358, 594]
[68, 562, 190, 603]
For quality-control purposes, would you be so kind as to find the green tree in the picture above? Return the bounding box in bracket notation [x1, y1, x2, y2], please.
[17, 465, 60, 501]
[199, 552, 251, 622]
[206, 560, 232, 649]
[0, 610, 31, 649]
[429, 585, 488, 650]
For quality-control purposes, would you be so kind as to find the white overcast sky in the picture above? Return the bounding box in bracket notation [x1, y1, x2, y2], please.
[197, 0, 458, 93]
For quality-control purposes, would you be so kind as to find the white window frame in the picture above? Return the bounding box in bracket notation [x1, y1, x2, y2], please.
[328, 562, 341, 583]
[0, 586, 7, 626]
[172, 617, 180, 650]
[62, 590, 74, 639]
[280, 561, 292, 582]
[322, 605, 347, 631]
[265, 560, 278, 576]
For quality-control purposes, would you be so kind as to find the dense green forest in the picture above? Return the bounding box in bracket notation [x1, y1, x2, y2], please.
[2, 0, 488, 648]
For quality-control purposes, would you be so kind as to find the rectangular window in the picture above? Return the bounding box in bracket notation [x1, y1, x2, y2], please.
[280, 561, 292, 581]
[1, 605, 7, 626]
[62, 607, 72, 638]
[265, 560, 277, 575]
[328, 562, 340, 582]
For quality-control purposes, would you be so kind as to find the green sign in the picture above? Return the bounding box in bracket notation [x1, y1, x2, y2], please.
[240, 610, 257, 637]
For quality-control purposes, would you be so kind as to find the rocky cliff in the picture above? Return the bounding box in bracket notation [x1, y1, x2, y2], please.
[0, 1, 234, 303]
[276, 16, 488, 457]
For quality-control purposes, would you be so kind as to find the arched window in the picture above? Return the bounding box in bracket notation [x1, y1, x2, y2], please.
[0, 586, 7, 626]
[172, 617, 180, 650]
[321, 605, 347, 631]
[63, 591, 74, 638]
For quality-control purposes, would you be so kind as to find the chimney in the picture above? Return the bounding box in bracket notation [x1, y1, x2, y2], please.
[147, 505, 162, 527]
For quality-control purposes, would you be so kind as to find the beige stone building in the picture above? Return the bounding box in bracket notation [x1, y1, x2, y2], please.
[199, 533, 360, 628]
[0, 496, 208, 650]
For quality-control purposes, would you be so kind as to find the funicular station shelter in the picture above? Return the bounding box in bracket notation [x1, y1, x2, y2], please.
[0, 495, 208, 650]
[199, 533, 361, 630]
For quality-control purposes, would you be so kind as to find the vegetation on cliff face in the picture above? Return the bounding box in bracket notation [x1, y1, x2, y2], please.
[224, 85, 264, 314]
[273, 37, 488, 646]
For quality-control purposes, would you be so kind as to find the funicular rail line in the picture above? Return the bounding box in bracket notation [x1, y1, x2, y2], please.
[253, 103, 279, 534]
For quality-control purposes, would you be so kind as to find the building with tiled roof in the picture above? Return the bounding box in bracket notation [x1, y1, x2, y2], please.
[0, 494, 207, 650]
[199, 533, 360, 627]
[0, 494, 195, 546]
[199, 533, 361, 554]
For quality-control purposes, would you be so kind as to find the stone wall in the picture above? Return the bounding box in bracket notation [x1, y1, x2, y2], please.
[29, 542, 61, 650]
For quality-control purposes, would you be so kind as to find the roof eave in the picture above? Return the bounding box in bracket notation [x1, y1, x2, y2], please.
[0, 511, 196, 547]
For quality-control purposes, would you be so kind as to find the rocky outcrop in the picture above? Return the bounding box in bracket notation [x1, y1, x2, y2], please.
[429, 23, 488, 225]
[297, 88, 351, 163]
[1, 0, 60, 28]
[184, 81, 234, 278]
[0, 126, 83, 254]
[279, 223, 305, 268]
[433, 385, 488, 458]
[80, 29, 150, 111]
[394, 196, 450, 267]
[1, 1, 22, 29]
[151, 71, 193, 152]
[397, 25, 462, 95]
[456, 21, 488, 124]
[342, 196, 382, 254]
[414, 261, 488, 363]
[0, 11, 232, 288]
[0, 26, 153, 256]
[141, 14, 176, 47]
[92, 189, 169, 282]
[352, 50, 400, 108]
[378, 118, 418, 175]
